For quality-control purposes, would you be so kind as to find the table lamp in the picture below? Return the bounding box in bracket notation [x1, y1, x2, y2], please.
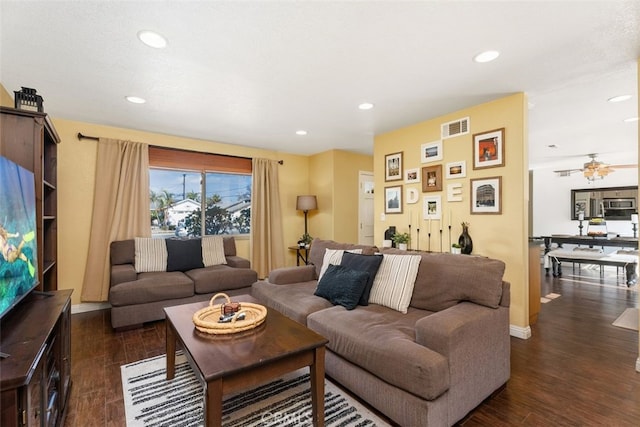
[296, 195, 318, 239]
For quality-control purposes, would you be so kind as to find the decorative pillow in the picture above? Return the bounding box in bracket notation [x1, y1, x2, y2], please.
[134, 237, 168, 273]
[314, 264, 370, 310]
[317, 248, 363, 281]
[368, 254, 421, 314]
[201, 236, 227, 266]
[340, 252, 383, 306]
[166, 238, 204, 272]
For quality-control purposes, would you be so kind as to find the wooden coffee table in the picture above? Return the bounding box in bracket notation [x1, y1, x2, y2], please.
[164, 295, 328, 426]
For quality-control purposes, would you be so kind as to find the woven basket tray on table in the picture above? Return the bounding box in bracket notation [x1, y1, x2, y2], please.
[192, 293, 267, 335]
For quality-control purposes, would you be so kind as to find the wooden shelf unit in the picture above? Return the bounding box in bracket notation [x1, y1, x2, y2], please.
[0, 106, 60, 292]
[0, 290, 72, 427]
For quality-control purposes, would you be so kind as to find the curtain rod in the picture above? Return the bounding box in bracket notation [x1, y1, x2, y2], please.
[76, 132, 283, 164]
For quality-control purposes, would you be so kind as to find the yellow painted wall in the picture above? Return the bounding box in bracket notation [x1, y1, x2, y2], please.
[306, 150, 373, 243]
[50, 118, 310, 305]
[333, 151, 374, 242]
[0, 85, 12, 107]
[374, 93, 529, 329]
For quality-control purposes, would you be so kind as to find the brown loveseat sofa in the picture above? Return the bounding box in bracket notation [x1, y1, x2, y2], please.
[109, 237, 257, 329]
[251, 238, 510, 426]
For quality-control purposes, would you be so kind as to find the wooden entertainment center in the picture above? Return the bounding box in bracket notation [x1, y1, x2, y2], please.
[0, 291, 72, 427]
[1, 107, 71, 426]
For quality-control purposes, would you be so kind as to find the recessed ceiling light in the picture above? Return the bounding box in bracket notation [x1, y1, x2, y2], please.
[623, 116, 638, 123]
[296, 130, 307, 135]
[358, 102, 374, 110]
[125, 96, 146, 104]
[137, 30, 167, 49]
[473, 50, 500, 63]
[608, 95, 632, 103]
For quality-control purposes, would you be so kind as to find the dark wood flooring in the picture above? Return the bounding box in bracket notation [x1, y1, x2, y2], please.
[63, 267, 639, 426]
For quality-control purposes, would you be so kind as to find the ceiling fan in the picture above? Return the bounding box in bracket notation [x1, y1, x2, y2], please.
[553, 154, 637, 182]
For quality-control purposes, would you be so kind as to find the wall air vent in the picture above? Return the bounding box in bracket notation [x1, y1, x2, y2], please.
[441, 117, 470, 139]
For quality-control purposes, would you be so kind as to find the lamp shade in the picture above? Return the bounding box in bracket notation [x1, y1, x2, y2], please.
[296, 195, 318, 212]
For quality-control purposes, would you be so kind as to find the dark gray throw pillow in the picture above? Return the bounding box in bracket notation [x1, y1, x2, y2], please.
[314, 264, 369, 310]
[166, 238, 204, 272]
[340, 252, 384, 305]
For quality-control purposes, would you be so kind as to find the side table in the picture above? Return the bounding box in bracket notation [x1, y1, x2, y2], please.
[288, 245, 309, 266]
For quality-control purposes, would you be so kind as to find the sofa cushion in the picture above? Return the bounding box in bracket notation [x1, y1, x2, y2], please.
[307, 304, 449, 401]
[368, 253, 421, 314]
[202, 236, 227, 266]
[110, 239, 134, 265]
[109, 271, 194, 306]
[314, 264, 370, 310]
[186, 265, 257, 294]
[166, 238, 204, 272]
[340, 252, 383, 306]
[308, 238, 379, 278]
[134, 237, 168, 273]
[222, 236, 237, 256]
[408, 252, 505, 311]
[251, 281, 333, 325]
[317, 248, 363, 281]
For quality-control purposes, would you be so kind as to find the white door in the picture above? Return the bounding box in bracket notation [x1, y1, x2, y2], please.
[358, 171, 375, 245]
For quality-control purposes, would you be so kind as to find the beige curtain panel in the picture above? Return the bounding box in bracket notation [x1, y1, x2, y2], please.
[250, 158, 285, 278]
[81, 138, 150, 302]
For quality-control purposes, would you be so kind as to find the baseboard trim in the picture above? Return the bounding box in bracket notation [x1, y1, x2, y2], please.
[72, 302, 111, 314]
[509, 324, 532, 339]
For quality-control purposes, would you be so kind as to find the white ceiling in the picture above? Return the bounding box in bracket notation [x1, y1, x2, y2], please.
[1, 1, 638, 170]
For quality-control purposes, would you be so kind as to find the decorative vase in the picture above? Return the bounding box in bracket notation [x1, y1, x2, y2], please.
[451, 247, 461, 254]
[458, 224, 473, 254]
[398, 243, 408, 251]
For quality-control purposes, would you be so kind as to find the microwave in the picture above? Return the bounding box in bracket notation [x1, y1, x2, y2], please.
[603, 198, 636, 209]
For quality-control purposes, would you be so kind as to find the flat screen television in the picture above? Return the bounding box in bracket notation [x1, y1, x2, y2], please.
[0, 155, 39, 320]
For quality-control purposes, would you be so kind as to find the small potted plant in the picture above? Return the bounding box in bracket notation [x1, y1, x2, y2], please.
[391, 232, 410, 250]
[451, 243, 462, 254]
[298, 233, 313, 249]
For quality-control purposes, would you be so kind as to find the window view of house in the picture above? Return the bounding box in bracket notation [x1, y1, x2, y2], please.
[150, 168, 251, 238]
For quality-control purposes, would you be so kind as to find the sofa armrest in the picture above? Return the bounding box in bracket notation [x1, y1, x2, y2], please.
[225, 256, 250, 269]
[415, 302, 510, 421]
[111, 264, 137, 287]
[268, 265, 316, 285]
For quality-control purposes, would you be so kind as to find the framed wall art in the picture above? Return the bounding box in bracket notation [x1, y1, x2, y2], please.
[420, 140, 443, 163]
[404, 167, 420, 184]
[421, 164, 442, 192]
[423, 195, 442, 220]
[384, 185, 403, 214]
[473, 128, 504, 169]
[470, 176, 502, 214]
[445, 160, 466, 179]
[385, 152, 403, 181]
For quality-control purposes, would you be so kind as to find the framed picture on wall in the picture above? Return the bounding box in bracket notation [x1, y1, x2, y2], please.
[471, 176, 502, 214]
[404, 168, 420, 184]
[384, 185, 403, 214]
[421, 140, 443, 163]
[421, 165, 442, 192]
[385, 152, 403, 181]
[423, 195, 442, 220]
[445, 160, 466, 179]
[473, 128, 505, 169]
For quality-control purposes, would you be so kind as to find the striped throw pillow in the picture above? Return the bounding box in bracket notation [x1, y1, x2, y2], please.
[368, 254, 421, 313]
[202, 236, 227, 267]
[134, 237, 168, 273]
[317, 248, 363, 281]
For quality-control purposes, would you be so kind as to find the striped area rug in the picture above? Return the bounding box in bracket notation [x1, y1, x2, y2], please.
[121, 352, 390, 426]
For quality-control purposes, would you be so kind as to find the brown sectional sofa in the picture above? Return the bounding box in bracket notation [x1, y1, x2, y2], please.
[109, 237, 257, 329]
[251, 238, 511, 426]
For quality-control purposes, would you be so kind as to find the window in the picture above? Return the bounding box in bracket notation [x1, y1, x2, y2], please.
[148, 147, 252, 238]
